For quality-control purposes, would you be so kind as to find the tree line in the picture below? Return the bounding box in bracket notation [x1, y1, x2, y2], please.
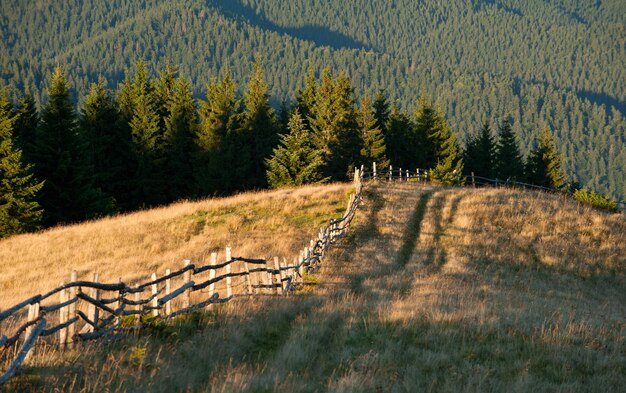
[0, 60, 611, 238]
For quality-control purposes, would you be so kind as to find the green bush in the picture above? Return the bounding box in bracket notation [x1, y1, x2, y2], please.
[573, 189, 618, 213]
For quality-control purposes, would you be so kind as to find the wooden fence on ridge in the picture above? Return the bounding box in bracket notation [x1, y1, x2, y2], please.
[0, 170, 365, 385]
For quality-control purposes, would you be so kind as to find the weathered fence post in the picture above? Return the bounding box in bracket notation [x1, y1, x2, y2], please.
[274, 257, 284, 295]
[471, 172, 475, 187]
[373, 161, 377, 179]
[25, 300, 40, 362]
[83, 272, 100, 332]
[263, 259, 272, 294]
[495, 177, 499, 187]
[243, 261, 253, 295]
[389, 165, 392, 181]
[209, 252, 217, 301]
[151, 273, 158, 317]
[59, 283, 67, 349]
[165, 269, 172, 316]
[132, 282, 140, 325]
[406, 169, 409, 181]
[226, 247, 233, 298]
[183, 260, 191, 309]
[67, 271, 78, 349]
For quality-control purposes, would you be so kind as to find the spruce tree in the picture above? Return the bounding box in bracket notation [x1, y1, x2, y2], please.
[33, 67, 113, 225]
[358, 95, 389, 171]
[414, 95, 439, 169]
[266, 109, 327, 188]
[0, 91, 43, 237]
[464, 122, 496, 178]
[12, 92, 38, 165]
[494, 119, 525, 181]
[164, 76, 198, 200]
[525, 128, 567, 189]
[429, 105, 464, 184]
[385, 104, 414, 168]
[372, 89, 390, 135]
[296, 64, 317, 128]
[241, 59, 278, 189]
[195, 72, 242, 195]
[81, 80, 134, 210]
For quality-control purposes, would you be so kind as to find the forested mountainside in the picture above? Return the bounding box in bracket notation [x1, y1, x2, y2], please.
[1, 0, 624, 200]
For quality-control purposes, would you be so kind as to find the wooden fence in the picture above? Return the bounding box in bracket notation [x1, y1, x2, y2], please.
[0, 170, 364, 385]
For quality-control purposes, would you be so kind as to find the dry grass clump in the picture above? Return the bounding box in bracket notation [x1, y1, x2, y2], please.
[0, 183, 351, 309]
[3, 182, 625, 392]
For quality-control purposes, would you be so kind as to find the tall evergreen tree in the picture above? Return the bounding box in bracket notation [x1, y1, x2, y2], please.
[429, 105, 464, 184]
[310, 69, 361, 180]
[81, 80, 134, 210]
[12, 92, 38, 165]
[296, 64, 317, 129]
[241, 59, 278, 189]
[195, 72, 242, 195]
[385, 104, 415, 168]
[525, 128, 567, 189]
[0, 91, 43, 237]
[32, 67, 113, 225]
[464, 122, 496, 178]
[358, 94, 389, 171]
[164, 76, 198, 200]
[372, 89, 390, 136]
[266, 109, 327, 188]
[494, 119, 525, 181]
[414, 95, 439, 169]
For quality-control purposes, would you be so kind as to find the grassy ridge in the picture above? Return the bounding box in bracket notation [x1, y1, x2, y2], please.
[2, 182, 625, 392]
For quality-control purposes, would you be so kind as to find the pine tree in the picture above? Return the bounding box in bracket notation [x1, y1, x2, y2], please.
[372, 89, 390, 135]
[358, 95, 389, 171]
[385, 104, 414, 168]
[241, 59, 278, 189]
[266, 109, 327, 188]
[12, 92, 38, 165]
[195, 72, 242, 195]
[494, 119, 525, 181]
[164, 76, 198, 200]
[32, 67, 113, 225]
[464, 122, 496, 178]
[0, 91, 43, 237]
[296, 64, 317, 128]
[429, 105, 463, 184]
[81, 80, 134, 210]
[525, 128, 567, 189]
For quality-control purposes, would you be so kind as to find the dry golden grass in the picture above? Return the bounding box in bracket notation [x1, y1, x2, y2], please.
[0, 183, 351, 310]
[3, 182, 625, 392]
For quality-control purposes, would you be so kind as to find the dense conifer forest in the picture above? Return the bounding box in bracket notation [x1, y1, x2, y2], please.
[0, 0, 624, 236]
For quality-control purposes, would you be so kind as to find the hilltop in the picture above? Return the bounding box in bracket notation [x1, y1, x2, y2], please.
[2, 181, 625, 392]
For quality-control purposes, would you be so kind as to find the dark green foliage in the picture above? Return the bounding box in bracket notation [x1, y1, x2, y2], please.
[164, 76, 198, 200]
[32, 67, 114, 226]
[413, 96, 439, 169]
[573, 189, 618, 213]
[12, 92, 38, 165]
[195, 72, 242, 195]
[266, 109, 327, 188]
[296, 65, 317, 129]
[358, 95, 389, 171]
[372, 90, 390, 135]
[241, 59, 279, 189]
[429, 105, 464, 184]
[494, 120, 525, 181]
[81, 80, 134, 211]
[525, 128, 568, 190]
[385, 105, 417, 169]
[310, 69, 362, 180]
[0, 91, 43, 237]
[464, 122, 496, 178]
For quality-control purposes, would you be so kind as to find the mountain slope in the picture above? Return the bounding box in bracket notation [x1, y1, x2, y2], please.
[0, 0, 624, 199]
[2, 182, 625, 392]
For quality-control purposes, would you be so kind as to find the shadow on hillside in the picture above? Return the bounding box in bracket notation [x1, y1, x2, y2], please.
[208, 0, 371, 50]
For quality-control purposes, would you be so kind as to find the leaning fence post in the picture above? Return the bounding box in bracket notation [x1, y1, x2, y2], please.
[183, 260, 192, 309]
[165, 269, 172, 316]
[226, 247, 233, 298]
[67, 270, 78, 349]
[59, 283, 67, 348]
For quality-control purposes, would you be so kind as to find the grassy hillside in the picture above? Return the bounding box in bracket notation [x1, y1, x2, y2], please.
[2, 182, 625, 392]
